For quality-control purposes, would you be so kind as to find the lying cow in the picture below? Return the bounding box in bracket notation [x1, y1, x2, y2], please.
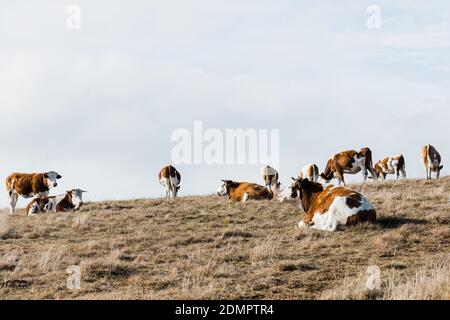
[216, 180, 273, 202]
[261, 165, 281, 192]
[6, 171, 62, 214]
[421, 144, 443, 180]
[374, 155, 406, 180]
[320, 148, 377, 186]
[299, 163, 319, 182]
[277, 178, 376, 231]
[158, 165, 181, 198]
[26, 189, 87, 216]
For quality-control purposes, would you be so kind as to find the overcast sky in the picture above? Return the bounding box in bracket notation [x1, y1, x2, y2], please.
[0, 0, 449, 208]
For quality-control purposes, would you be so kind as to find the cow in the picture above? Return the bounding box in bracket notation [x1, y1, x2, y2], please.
[320, 148, 377, 186]
[216, 180, 273, 202]
[374, 155, 406, 180]
[158, 165, 181, 198]
[6, 171, 62, 214]
[277, 178, 376, 232]
[26, 189, 87, 216]
[299, 163, 319, 182]
[261, 165, 281, 192]
[421, 145, 443, 180]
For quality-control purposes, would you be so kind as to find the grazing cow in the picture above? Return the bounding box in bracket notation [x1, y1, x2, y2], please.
[261, 165, 281, 192]
[216, 180, 273, 202]
[277, 178, 376, 232]
[320, 148, 377, 186]
[6, 171, 62, 214]
[299, 163, 319, 182]
[26, 189, 87, 216]
[158, 165, 181, 198]
[421, 145, 443, 180]
[374, 155, 406, 180]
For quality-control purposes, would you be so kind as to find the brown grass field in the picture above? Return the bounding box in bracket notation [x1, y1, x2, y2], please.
[0, 177, 449, 300]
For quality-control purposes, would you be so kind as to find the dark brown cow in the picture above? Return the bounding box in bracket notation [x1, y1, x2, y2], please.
[6, 171, 62, 214]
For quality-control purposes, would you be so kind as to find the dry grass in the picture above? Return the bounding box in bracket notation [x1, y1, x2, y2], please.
[0, 177, 448, 299]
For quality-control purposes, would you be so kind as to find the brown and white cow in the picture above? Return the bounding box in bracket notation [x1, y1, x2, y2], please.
[216, 180, 273, 202]
[158, 165, 181, 198]
[6, 171, 62, 214]
[299, 163, 319, 182]
[421, 145, 443, 180]
[261, 165, 281, 192]
[26, 189, 87, 216]
[277, 178, 376, 232]
[320, 148, 377, 186]
[374, 155, 406, 180]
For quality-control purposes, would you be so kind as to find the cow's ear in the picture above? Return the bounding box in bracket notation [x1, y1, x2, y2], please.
[57, 174, 62, 179]
[82, 190, 87, 193]
[291, 177, 296, 181]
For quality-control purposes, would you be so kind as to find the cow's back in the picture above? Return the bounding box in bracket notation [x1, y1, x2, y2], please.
[6, 173, 36, 195]
[304, 185, 376, 230]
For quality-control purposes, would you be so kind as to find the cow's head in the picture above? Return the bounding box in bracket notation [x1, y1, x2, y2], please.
[277, 177, 300, 202]
[319, 173, 332, 184]
[68, 189, 87, 209]
[44, 171, 62, 188]
[216, 180, 240, 196]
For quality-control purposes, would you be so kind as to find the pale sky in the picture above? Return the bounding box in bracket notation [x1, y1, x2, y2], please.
[0, 0, 449, 208]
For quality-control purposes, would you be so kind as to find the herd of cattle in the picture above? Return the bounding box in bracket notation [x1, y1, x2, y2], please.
[3, 144, 444, 232]
[159, 144, 444, 232]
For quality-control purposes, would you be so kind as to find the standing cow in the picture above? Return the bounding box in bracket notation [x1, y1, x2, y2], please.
[6, 171, 62, 214]
[421, 145, 443, 180]
[158, 165, 181, 198]
[299, 164, 319, 182]
[261, 165, 281, 192]
[374, 155, 406, 180]
[320, 148, 377, 186]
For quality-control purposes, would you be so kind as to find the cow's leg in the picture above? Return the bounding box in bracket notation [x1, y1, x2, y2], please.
[436, 168, 440, 180]
[368, 166, 377, 181]
[9, 193, 19, 214]
[361, 164, 371, 182]
[395, 168, 400, 179]
[401, 167, 406, 179]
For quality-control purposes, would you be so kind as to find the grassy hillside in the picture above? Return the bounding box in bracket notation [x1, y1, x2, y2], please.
[0, 177, 449, 299]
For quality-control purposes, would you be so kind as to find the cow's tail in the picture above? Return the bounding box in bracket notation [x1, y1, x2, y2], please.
[7, 178, 14, 198]
[167, 166, 175, 196]
[426, 145, 433, 166]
